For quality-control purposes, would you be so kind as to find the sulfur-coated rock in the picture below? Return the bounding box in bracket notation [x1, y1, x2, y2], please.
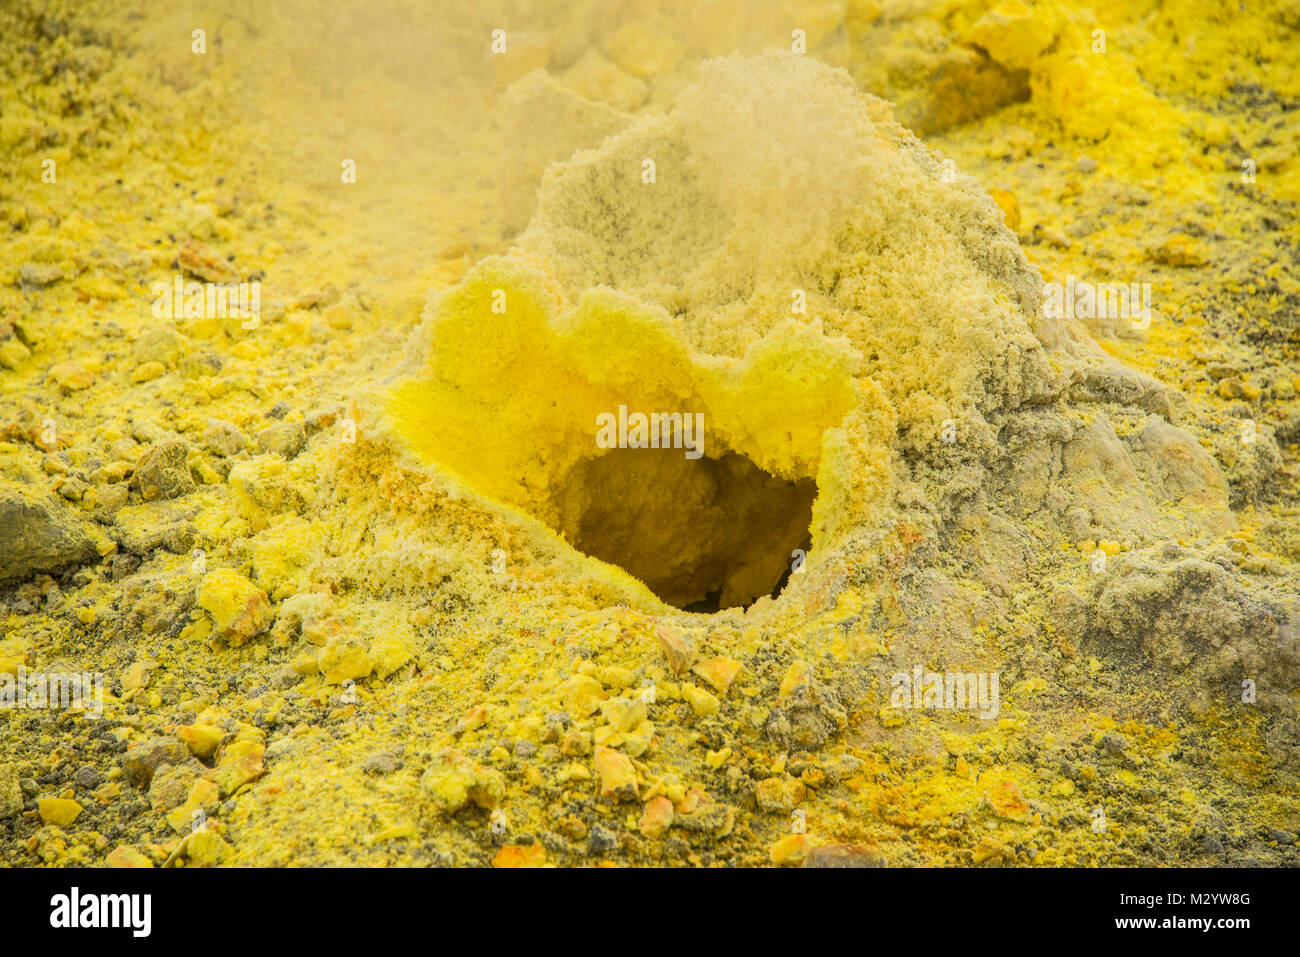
[0, 483, 101, 585]
[37, 797, 83, 827]
[134, 439, 195, 500]
[421, 748, 504, 813]
[196, 569, 273, 645]
[121, 736, 190, 789]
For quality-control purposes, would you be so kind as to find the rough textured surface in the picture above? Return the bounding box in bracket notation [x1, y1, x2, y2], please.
[0, 484, 102, 584]
[0, 0, 1297, 869]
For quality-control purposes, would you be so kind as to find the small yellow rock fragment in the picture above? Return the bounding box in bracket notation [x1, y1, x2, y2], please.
[185, 829, 235, 866]
[49, 360, 94, 390]
[682, 683, 719, 717]
[131, 361, 166, 383]
[770, 833, 810, 866]
[456, 706, 488, 732]
[654, 626, 697, 674]
[692, 657, 742, 695]
[322, 304, 354, 330]
[289, 648, 320, 675]
[196, 569, 272, 645]
[318, 640, 374, 684]
[105, 846, 154, 868]
[755, 776, 806, 813]
[165, 778, 220, 834]
[638, 795, 674, 839]
[121, 660, 154, 692]
[213, 739, 265, 797]
[594, 745, 638, 801]
[38, 797, 83, 827]
[368, 632, 413, 678]
[560, 674, 608, 718]
[600, 695, 647, 733]
[493, 844, 547, 868]
[421, 748, 504, 813]
[778, 661, 811, 701]
[177, 723, 224, 760]
[560, 762, 591, 783]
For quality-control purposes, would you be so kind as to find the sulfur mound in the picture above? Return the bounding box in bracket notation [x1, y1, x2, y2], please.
[383, 53, 1079, 607]
[378, 51, 1296, 711]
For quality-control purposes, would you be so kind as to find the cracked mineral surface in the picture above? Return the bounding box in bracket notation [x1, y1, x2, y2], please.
[0, 0, 1297, 868]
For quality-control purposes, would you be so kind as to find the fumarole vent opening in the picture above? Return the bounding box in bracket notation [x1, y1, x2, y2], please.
[552, 446, 816, 612]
